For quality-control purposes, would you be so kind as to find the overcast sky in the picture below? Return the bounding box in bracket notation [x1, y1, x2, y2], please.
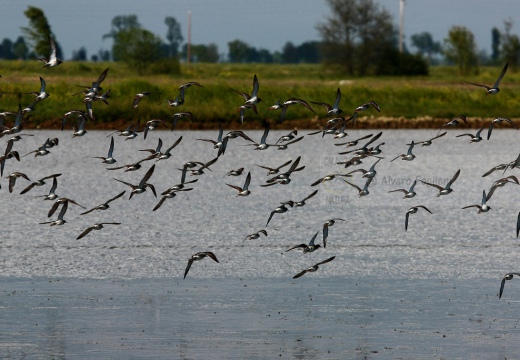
[1, 0, 519, 60]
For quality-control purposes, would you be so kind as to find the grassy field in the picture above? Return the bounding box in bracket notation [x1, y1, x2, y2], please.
[1, 60, 519, 130]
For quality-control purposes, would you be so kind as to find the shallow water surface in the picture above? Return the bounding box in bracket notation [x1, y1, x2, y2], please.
[1, 129, 520, 358]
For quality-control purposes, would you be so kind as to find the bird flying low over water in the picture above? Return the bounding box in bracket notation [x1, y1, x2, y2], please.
[266, 202, 293, 227]
[487, 117, 519, 140]
[286, 231, 322, 253]
[388, 180, 418, 199]
[456, 127, 484, 143]
[412, 131, 447, 147]
[40, 201, 68, 226]
[391, 141, 416, 162]
[92, 136, 116, 164]
[113, 164, 157, 199]
[243, 229, 268, 243]
[322, 218, 345, 248]
[405, 205, 432, 231]
[6, 171, 30, 193]
[293, 256, 335, 279]
[465, 62, 508, 95]
[48, 197, 86, 217]
[80, 191, 126, 215]
[499, 272, 520, 299]
[77, 223, 121, 240]
[226, 171, 251, 196]
[420, 169, 460, 197]
[184, 252, 219, 279]
[257, 159, 292, 175]
[462, 190, 491, 214]
[442, 115, 467, 128]
[19, 173, 61, 195]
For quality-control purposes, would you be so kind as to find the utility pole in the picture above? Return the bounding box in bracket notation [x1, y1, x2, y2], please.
[399, 0, 405, 53]
[187, 10, 192, 71]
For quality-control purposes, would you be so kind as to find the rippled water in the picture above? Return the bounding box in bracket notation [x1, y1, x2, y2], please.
[1, 128, 520, 358]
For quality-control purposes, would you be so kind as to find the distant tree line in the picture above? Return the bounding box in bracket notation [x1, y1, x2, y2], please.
[3, 4, 520, 76]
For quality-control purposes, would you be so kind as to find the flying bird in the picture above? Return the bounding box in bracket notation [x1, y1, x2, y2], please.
[36, 37, 62, 68]
[499, 272, 520, 299]
[286, 231, 322, 253]
[226, 171, 251, 196]
[80, 191, 126, 215]
[420, 169, 460, 197]
[311, 88, 343, 116]
[77, 223, 121, 240]
[293, 256, 335, 279]
[405, 205, 432, 231]
[465, 62, 508, 95]
[184, 252, 219, 279]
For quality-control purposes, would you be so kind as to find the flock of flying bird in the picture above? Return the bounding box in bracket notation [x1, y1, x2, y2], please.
[0, 43, 519, 291]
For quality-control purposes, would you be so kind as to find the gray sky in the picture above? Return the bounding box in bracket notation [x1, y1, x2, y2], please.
[1, 0, 519, 60]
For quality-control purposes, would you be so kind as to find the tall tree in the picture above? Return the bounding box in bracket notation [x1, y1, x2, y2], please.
[21, 6, 62, 59]
[112, 27, 163, 74]
[410, 32, 441, 63]
[103, 15, 141, 40]
[228, 39, 250, 63]
[491, 27, 501, 63]
[316, 0, 395, 75]
[501, 20, 520, 71]
[444, 26, 479, 75]
[164, 16, 183, 57]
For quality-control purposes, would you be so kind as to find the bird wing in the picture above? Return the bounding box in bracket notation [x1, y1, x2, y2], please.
[499, 277, 507, 299]
[251, 74, 259, 97]
[420, 180, 443, 191]
[293, 269, 308, 279]
[243, 172, 251, 190]
[184, 259, 194, 279]
[139, 165, 155, 188]
[107, 190, 126, 204]
[19, 182, 36, 195]
[417, 205, 432, 214]
[494, 62, 508, 88]
[301, 189, 318, 202]
[315, 256, 336, 266]
[107, 136, 115, 158]
[165, 136, 183, 154]
[77, 226, 94, 240]
[309, 231, 320, 246]
[405, 212, 410, 231]
[464, 81, 490, 91]
[204, 252, 219, 263]
[446, 169, 461, 189]
[153, 197, 168, 211]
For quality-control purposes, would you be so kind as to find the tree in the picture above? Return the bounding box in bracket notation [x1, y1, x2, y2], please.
[164, 16, 183, 57]
[228, 39, 250, 63]
[0, 38, 15, 59]
[316, 0, 395, 75]
[103, 15, 141, 40]
[501, 20, 520, 70]
[491, 27, 501, 63]
[443, 26, 479, 75]
[410, 32, 441, 63]
[12, 37, 29, 59]
[71, 47, 87, 61]
[21, 6, 63, 59]
[282, 42, 298, 63]
[112, 27, 163, 74]
[182, 43, 219, 63]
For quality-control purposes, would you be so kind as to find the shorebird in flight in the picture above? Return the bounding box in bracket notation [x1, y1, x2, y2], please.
[293, 256, 335, 279]
[113, 164, 157, 199]
[465, 62, 508, 95]
[243, 229, 268, 243]
[499, 272, 520, 299]
[487, 117, 519, 140]
[80, 191, 126, 215]
[420, 169, 460, 197]
[232, 74, 262, 105]
[20, 173, 61, 195]
[462, 190, 491, 214]
[93, 136, 116, 164]
[226, 171, 251, 196]
[36, 37, 62, 68]
[286, 231, 322, 253]
[391, 141, 416, 162]
[40, 201, 68, 226]
[311, 88, 343, 116]
[388, 180, 418, 199]
[184, 252, 219, 279]
[322, 218, 345, 248]
[456, 127, 484, 143]
[405, 205, 432, 231]
[77, 223, 121, 240]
